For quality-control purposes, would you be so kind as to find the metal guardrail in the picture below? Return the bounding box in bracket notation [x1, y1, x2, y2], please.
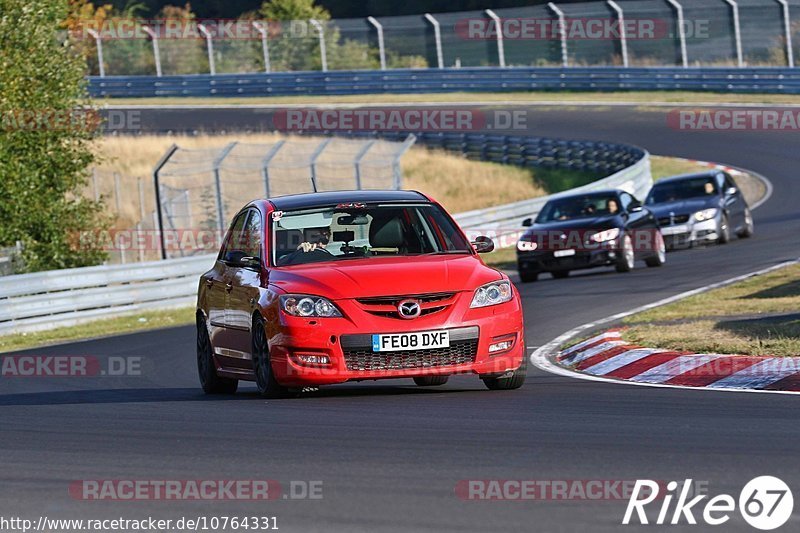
[0, 135, 649, 335]
[88, 67, 800, 98]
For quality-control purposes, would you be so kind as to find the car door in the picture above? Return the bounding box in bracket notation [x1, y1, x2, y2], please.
[212, 211, 249, 362]
[721, 172, 746, 225]
[619, 192, 654, 256]
[225, 208, 266, 369]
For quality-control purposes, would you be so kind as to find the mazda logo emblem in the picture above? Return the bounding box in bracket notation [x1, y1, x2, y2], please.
[397, 299, 421, 319]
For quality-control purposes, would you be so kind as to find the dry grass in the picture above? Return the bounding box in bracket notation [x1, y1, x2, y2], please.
[621, 263, 800, 357]
[91, 134, 548, 228]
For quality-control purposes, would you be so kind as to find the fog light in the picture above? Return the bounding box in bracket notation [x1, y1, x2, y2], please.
[293, 353, 331, 366]
[489, 335, 516, 355]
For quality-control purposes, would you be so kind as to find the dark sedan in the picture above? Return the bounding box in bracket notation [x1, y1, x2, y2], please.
[645, 171, 753, 249]
[516, 190, 666, 282]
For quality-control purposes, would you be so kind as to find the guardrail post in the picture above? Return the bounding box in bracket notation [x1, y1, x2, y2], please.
[367, 17, 387, 70]
[354, 140, 376, 189]
[607, 1, 629, 67]
[86, 28, 105, 77]
[392, 134, 417, 189]
[212, 142, 238, 234]
[197, 23, 216, 75]
[485, 9, 506, 68]
[724, 0, 744, 67]
[309, 19, 328, 72]
[142, 26, 162, 76]
[152, 144, 178, 260]
[547, 3, 569, 67]
[252, 21, 271, 73]
[666, 0, 688, 67]
[309, 138, 332, 192]
[424, 13, 444, 68]
[776, 0, 794, 67]
[260, 140, 285, 198]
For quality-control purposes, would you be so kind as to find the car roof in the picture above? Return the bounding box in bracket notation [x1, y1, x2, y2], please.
[547, 189, 623, 201]
[267, 190, 429, 210]
[655, 171, 721, 185]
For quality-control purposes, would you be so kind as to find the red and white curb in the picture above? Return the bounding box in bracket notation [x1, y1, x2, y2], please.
[558, 330, 800, 392]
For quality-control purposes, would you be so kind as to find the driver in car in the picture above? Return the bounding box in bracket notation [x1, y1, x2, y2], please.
[277, 226, 333, 265]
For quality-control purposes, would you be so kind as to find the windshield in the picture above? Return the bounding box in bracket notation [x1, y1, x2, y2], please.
[646, 178, 718, 204]
[536, 194, 622, 223]
[272, 203, 471, 266]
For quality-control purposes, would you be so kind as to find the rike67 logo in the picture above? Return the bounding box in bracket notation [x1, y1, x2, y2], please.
[623, 476, 793, 530]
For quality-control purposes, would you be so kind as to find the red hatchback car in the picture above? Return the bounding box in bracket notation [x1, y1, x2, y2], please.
[196, 190, 526, 397]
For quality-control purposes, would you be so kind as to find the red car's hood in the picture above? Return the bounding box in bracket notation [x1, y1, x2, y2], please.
[268, 255, 503, 300]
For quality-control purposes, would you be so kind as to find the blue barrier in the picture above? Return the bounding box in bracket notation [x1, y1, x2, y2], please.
[88, 67, 800, 98]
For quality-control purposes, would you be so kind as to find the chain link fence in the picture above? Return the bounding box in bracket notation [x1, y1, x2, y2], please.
[84, 0, 800, 76]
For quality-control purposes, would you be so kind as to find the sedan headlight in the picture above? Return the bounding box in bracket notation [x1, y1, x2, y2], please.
[589, 228, 620, 243]
[470, 281, 513, 309]
[694, 208, 719, 222]
[280, 295, 342, 317]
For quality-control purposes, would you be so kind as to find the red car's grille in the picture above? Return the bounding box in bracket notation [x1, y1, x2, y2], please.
[340, 326, 479, 372]
[354, 292, 458, 319]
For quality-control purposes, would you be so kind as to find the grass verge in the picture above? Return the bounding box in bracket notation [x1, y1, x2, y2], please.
[0, 307, 195, 353]
[97, 91, 800, 107]
[621, 263, 800, 357]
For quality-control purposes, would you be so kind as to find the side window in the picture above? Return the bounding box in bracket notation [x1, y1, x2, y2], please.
[619, 193, 633, 212]
[723, 173, 737, 192]
[715, 173, 726, 191]
[243, 209, 263, 259]
[218, 212, 248, 262]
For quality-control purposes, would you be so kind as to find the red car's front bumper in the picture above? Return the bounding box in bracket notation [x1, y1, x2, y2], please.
[266, 292, 525, 387]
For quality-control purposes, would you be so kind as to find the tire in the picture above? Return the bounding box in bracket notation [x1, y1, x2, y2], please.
[197, 317, 238, 394]
[413, 375, 449, 386]
[737, 208, 754, 238]
[645, 231, 666, 268]
[482, 353, 527, 391]
[518, 269, 538, 283]
[718, 213, 731, 244]
[615, 234, 635, 273]
[252, 315, 293, 399]
[551, 270, 570, 279]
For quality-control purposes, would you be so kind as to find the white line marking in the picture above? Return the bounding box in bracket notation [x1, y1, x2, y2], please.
[583, 348, 662, 376]
[629, 354, 721, 384]
[562, 341, 626, 366]
[708, 358, 800, 390]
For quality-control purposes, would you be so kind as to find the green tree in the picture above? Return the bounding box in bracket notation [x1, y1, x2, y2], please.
[0, 0, 109, 272]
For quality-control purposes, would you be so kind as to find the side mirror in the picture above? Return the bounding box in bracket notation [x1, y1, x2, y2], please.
[628, 201, 644, 213]
[471, 235, 495, 254]
[522, 218, 533, 227]
[238, 255, 262, 270]
[725, 186, 738, 196]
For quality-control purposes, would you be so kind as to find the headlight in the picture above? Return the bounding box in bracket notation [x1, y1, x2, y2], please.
[694, 208, 719, 222]
[517, 240, 538, 252]
[470, 281, 513, 309]
[589, 228, 620, 243]
[280, 295, 342, 317]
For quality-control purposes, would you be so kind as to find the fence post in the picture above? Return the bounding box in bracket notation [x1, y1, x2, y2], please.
[367, 17, 386, 70]
[354, 140, 376, 189]
[666, 0, 688, 67]
[252, 21, 271, 73]
[424, 13, 444, 68]
[776, 0, 794, 67]
[547, 3, 569, 67]
[86, 28, 105, 77]
[485, 9, 506, 68]
[607, 1, 629, 67]
[724, 0, 744, 67]
[309, 19, 328, 72]
[198, 23, 216, 75]
[152, 144, 179, 260]
[212, 143, 238, 234]
[392, 134, 417, 189]
[309, 139, 333, 192]
[260, 140, 286, 198]
[142, 26, 162, 76]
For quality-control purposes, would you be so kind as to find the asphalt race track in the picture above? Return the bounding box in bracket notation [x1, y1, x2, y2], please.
[3, 105, 800, 532]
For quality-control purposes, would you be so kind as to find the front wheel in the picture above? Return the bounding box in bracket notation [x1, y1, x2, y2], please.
[645, 231, 666, 268]
[252, 315, 294, 399]
[482, 354, 527, 391]
[615, 234, 635, 273]
[518, 269, 538, 283]
[413, 375, 449, 386]
[718, 214, 731, 244]
[197, 318, 238, 394]
[551, 270, 570, 279]
[737, 208, 754, 238]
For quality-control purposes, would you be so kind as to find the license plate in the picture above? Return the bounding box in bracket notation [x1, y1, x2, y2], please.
[372, 330, 450, 352]
[660, 225, 689, 236]
[553, 249, 576, 258]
